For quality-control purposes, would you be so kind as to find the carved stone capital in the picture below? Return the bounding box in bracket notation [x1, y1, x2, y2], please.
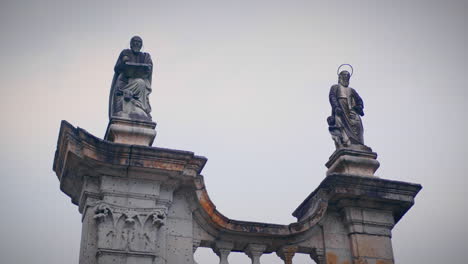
[93, 204, 112, 222]
[91, 203, 168, 255]
[149, 209, 167, 228]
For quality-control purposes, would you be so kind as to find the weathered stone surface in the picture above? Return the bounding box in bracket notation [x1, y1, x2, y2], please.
[294, 174, 421, 223]
[277, 246, 298, 264]
[53, 121, 206, 264]
[166, 236, 194, 264]
[53, 121, 422, 264]
[350, 235, 394, 260]
[105, 117, 157, 146]
[213, 241, 234, 264]
[326, 148, 380, 177]
[325, 250, 354, 264]
[245, 244, 267, 264]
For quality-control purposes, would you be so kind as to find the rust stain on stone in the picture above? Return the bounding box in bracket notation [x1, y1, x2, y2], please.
[376, 260, 391, 264]
[141, 160, 184, 171]
[327, 252, 338, 264]
[198, 190, 228, 228]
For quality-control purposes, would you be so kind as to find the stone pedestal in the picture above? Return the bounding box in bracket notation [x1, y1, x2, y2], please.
[104, 117, 156, 146]
[326, 148, 380, 177]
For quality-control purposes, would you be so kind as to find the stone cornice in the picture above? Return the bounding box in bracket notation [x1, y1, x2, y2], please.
[293, 174, 422, 223]
[52, 121, 207, 204]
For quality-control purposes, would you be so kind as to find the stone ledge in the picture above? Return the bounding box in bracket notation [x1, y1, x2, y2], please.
[53, 120, 207, 205]
[293, 174, 422, 223]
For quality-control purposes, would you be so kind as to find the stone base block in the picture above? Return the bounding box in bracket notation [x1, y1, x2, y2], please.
[326, 148, 380, 177]
[104, 117, 156, 146]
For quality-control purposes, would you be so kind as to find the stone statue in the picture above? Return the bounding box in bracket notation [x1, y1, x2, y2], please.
[327, 65, 368, 150]
[109, 36, 153, 121]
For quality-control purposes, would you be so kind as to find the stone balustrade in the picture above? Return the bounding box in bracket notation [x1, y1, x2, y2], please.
[192, 242, 318, 264]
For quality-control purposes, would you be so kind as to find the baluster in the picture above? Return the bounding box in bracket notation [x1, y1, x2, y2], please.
[245, 244, 267, 264]
[277, 246, 298, 264]
[213, 241, 234, 264]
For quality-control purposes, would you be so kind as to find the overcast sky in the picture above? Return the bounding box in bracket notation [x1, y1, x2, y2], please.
[0, 0, 467, 263]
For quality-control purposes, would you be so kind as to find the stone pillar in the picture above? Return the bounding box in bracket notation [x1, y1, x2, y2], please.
[53, 121, 207, 264]
[320, 147, 421, 264]
[81, 176, 171, 264]
[193, 239, 201, 264]
[292, 169, 421, 264]
[277, 246, 297, 264]
[343, 207, 395, 264]
[310, 248, 325, 264]
[213, 241, 234, 264]
[245, 244, 267, 264]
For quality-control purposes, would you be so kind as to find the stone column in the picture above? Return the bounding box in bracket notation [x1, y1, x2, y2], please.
[245, 244, 267, 264]
[213, 241, 234, 264]
[343, 207, 395, 264]
[277, 246, 297, 264]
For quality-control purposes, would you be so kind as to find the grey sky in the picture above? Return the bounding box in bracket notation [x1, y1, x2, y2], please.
[0, 0, 467, 263]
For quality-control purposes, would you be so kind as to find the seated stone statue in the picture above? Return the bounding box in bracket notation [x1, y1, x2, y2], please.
[109, 36, 153, 121]
[327, 69, 369, 151]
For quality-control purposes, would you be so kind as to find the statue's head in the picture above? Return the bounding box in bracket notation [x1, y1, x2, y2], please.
[130, 36, 143, 53]
[338, 70, 351, 87]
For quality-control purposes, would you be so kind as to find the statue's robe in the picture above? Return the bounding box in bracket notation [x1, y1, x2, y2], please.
[329, 84, 364, 146]
[109, 49, 153, 121]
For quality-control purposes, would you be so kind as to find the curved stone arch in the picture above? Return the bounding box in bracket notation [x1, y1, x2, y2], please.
[190, 175, 329, 253]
